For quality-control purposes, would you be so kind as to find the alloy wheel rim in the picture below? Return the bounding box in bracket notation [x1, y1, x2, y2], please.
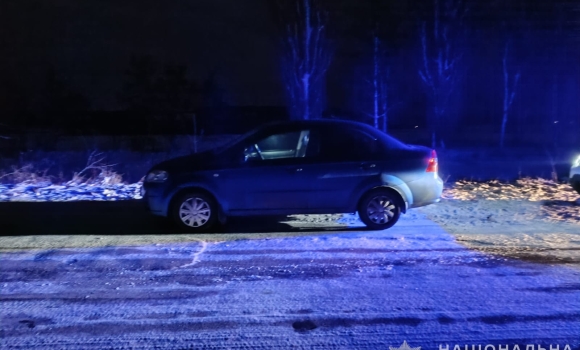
[179, 197, 211, 227]
[366, 195, 396, 224]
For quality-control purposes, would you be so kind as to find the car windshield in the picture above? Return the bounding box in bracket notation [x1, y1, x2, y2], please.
[212, 128, 261, 154]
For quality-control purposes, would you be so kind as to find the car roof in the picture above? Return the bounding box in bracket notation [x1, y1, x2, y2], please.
[256, 119, 409, 149]
[258, 119, 378, 134]
[262, 119, 364, 128]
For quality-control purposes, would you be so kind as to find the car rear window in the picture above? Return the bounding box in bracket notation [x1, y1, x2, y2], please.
[354, 123, 409, 150]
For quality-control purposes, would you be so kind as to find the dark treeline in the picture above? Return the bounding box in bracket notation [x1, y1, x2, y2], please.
[0, 0, 578, 148]
[0, 55, 287, 136]
[324, 0, 580, 147]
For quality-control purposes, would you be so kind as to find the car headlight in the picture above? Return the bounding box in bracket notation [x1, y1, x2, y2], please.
[574, 155, 580, 168]
[146, 170, 168, 183]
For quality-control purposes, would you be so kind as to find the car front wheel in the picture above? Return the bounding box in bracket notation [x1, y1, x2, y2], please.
[358, 189, 402, 230]
[171, 192, 218, 232]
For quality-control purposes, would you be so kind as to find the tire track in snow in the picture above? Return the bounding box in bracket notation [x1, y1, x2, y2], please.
[175, 239, 208, 269]
[1, 228, 580, 349]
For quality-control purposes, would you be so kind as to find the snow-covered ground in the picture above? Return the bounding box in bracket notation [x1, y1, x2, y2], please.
[417, 178, 580, 266]
[0, 177, 578, 265]
[1, 173, 579, 348]
[1, 213, 579, 349]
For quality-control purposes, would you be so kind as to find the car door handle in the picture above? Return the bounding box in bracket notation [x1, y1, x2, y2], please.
[360, 163, 376, 170]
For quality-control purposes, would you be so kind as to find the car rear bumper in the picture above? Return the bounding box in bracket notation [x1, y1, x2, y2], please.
[407, 173, 444, 208]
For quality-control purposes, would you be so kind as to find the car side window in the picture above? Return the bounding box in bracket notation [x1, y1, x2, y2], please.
[244, 129, 315, 161]
[318, 129, 382, 162]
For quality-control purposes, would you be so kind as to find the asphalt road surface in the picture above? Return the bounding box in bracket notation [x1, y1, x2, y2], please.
[1, 200, 579, 349]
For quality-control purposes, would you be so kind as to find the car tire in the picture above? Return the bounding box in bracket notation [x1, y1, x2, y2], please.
[171, 192, 218, 232]
[358, 189, 402, 230]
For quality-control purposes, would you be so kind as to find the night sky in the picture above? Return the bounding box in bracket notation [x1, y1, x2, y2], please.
[1, 0, 578, 143]
[1, 0, 282, 109]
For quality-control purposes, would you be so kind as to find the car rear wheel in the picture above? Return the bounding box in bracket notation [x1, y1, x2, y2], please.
[358, 189, 402, 230]
[171, 192, 218, 232]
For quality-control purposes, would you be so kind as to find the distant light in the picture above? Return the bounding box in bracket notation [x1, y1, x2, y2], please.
[554, 121, 558, 124]
[415, 126, 418, 128]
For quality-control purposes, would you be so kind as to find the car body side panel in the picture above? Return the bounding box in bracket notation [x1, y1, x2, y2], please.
[339, 175, 409, 213]
[305, 161, 383, 210]
[213, 163, 311, 213]
[379, 174, 414, 207]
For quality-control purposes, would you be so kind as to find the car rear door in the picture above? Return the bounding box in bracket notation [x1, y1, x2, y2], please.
[304, 127, 386, 212]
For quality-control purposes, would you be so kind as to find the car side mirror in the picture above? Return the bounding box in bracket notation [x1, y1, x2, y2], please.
[243, 144, 261, 162]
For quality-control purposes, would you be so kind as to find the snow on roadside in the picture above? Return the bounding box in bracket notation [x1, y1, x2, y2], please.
[0, 177, 578, 266]
[417, 178, 580, 266]
[0, 182, 142, 201]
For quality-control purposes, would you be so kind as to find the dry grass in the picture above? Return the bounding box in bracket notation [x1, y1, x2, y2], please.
[0, 164, 58, 185]
[67, 150, 124, 185]
[443, 177, 579, 202]
[439, 177, 580, 225]
[0, 150, 127, 186]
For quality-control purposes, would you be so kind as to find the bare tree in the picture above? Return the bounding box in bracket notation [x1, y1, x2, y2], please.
[499, 40, 520, 148]
[419, 0, 467, 149]
[493, 0, 532, 148]
[276, 0, 333, 120]
[371, 32, 388, 131]
[338, 0, 405, 133]
[358, 31, 398, 133]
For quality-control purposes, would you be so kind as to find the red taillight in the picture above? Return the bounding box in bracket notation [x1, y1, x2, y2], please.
[426, 150, 438, 173]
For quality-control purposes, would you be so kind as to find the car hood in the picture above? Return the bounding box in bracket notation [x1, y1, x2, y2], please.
[151, 151, 217, 173]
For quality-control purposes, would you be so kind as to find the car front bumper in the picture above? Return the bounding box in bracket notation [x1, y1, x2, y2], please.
[142, 183, 168, 216]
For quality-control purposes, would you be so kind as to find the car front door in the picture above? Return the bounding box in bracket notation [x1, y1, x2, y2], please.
[214, 128, 313, 214]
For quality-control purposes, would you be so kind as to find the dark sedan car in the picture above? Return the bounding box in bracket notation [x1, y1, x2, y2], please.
[571, 154, 580, 194]
[142, 120, 443, 231]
